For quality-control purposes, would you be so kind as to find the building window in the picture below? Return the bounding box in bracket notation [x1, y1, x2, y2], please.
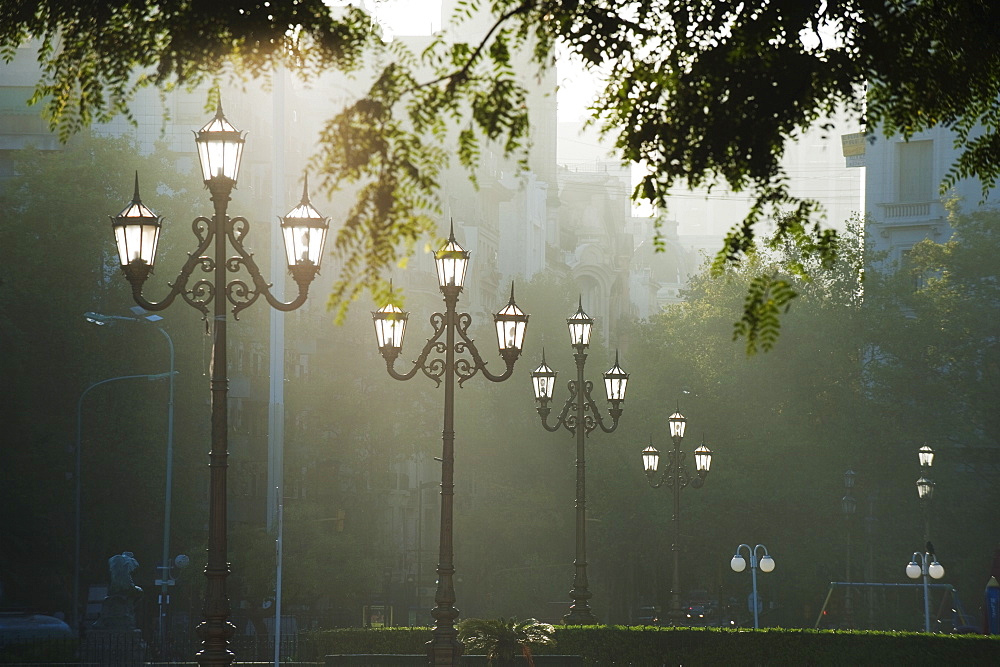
[897, 140, 934, 202]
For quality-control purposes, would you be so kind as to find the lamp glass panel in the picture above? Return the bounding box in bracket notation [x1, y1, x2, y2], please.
[372, 304, 407, 350]
[195, 111, 245, 182]
[694, 444, 712, 472]
[642, 445, 659, 472]
[112, 199, 161, 267]
[435, 239, 469, 288]
[530, 361, 556, 400]
[918, 445, 935, 467]
[603, 360, 629, 401]
[281, 199, 329, 268]
[916, 477, 934, 500]
[495, 300, 527, 352]
[567, 306, 593, 346]
[668, 412, 687, 439]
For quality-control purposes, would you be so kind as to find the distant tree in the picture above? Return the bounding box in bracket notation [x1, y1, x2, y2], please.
[862, 206, 1000, 603]
[4, 1, 1000, 344]
[585, 218, 869, 625]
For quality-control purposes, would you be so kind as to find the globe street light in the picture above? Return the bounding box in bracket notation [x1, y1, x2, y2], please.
[641, 408, 712, 622]
[529, 297, 629, 624]
[730, 544, 775, 629]
[906, 547, 944, 632]
[372, 223, 527, 666]
[85, 309, 176, 650]
[110, 104, 327, 667]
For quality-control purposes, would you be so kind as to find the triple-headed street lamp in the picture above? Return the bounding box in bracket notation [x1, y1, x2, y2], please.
[641, 409, 712, 621]
[372, 225, 528, 666]
[110, 104, 329, 667]
[730, 544, 775, 629]
[529, 298, 629, 624]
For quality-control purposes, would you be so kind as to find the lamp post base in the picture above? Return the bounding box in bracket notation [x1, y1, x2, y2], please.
[426, 636, 463, 666]
[562, 606, 598, 625]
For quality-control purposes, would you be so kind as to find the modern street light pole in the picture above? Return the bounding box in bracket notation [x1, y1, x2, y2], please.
[109, 105, 328, 667]
[906, 547, 945, 632]
[730, 544, 775, 629]
[372, 224, 528, 666]
[529, 298, 629, 625]
[85, 310, 176, 646]
[641, 409, 712, 621]
[73, 371, 176, 633]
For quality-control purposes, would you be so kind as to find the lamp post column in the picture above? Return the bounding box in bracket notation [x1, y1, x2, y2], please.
[158, 326, 176, 646]
[565, 350, 596, 625]
[669, 437, 682, 618]
[428, 286, 462, 664]
[199, 182, 235, 666]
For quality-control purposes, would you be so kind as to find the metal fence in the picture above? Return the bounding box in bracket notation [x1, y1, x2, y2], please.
[0, 633, 317, 665]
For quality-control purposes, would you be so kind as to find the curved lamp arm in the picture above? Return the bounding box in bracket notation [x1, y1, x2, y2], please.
[535, 385, 575, 433]
[382, 312, 449, 384]
[454, 314, 516, 384]
[227, 217, 317, 319]
[122, 217, 216, 318]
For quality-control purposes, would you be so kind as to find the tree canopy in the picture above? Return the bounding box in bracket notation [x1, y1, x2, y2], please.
[4, 0, 1000, 342]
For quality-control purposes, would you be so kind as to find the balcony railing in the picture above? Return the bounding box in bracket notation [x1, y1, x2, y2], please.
[878, 201, 936, 219]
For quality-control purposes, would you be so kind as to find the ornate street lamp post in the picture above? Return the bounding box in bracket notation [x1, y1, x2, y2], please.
[110, 105, 328, 667]
[529, 298, 629, 624]
[730, 544, 775, 629]
[916, 445, 935, 544]
[641, 409, 712, 622]
[372, 224, 528, 666]
[906, 547, 944, 632]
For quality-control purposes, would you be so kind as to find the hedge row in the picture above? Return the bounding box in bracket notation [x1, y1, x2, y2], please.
[306, 626, 1000, 665]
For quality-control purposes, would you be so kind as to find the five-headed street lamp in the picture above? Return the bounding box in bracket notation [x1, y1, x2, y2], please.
[372, 224, 528, 666]
[529, 298, 629, 625]
[110, 104, 328, 667]
[906, 546, 944, 632]
[916, 445, 935, 544]
[730, 544, 775, 629]
[641, 409, 712, 622]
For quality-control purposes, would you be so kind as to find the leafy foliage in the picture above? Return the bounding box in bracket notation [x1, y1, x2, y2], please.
[5, 1, 1000, 341]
